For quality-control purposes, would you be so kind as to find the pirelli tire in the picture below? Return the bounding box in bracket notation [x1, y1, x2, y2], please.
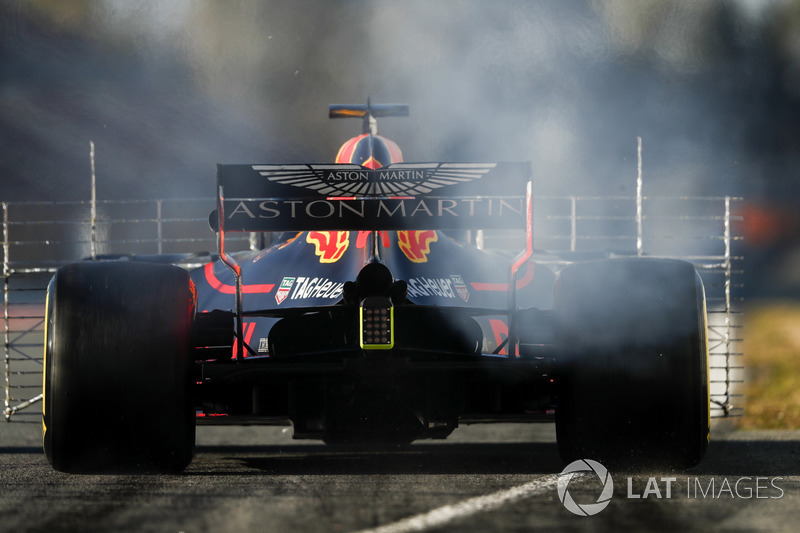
[554, 258, 709, 469]
[43, 262, 196, 473]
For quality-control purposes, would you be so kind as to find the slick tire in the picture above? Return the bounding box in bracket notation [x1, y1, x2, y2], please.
[43, 262, 196, 473]
[553, 258, 709, 469]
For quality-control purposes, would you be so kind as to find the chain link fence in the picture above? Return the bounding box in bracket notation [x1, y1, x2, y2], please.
[3, 194, 743, 422]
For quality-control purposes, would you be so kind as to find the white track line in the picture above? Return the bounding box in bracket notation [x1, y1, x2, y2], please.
[356, 473, 584, 533]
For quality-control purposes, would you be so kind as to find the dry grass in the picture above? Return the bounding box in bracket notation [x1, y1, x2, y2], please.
[737, 301, 800, 429]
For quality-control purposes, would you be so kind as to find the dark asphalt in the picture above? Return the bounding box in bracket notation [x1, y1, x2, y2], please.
[1, 422, 798, 532]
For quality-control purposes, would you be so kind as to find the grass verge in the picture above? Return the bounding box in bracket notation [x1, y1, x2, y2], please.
[737, 301, 800, 429]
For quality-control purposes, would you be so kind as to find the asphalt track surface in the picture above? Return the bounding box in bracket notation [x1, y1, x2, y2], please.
[1, 421, 798, 533]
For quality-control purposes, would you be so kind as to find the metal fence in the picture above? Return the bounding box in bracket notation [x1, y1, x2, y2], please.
[3, 194, 743, 423]
[534, 194, 744, 419]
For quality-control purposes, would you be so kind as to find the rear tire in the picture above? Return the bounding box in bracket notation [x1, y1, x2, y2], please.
[43, 262, 195, 473]
[554, 258, 709, 469]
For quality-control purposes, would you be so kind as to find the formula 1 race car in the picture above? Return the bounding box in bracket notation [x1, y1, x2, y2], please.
[42, 102, 710, 473]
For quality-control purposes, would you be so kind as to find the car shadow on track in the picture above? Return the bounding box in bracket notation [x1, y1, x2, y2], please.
[188, 438, 800, 477]
[192, 442, 564, 476]
[687, 439, 800, 476]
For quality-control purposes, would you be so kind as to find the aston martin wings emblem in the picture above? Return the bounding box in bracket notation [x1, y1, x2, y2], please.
[251, 163, 498, 197]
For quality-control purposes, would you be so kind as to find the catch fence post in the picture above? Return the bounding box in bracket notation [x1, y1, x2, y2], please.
[3, 202, 11, 420]
[157, 199, 163, 254]
[636, 136, 643, 256]
[570, 196, 577, 252]
[90, 141, 97, 260]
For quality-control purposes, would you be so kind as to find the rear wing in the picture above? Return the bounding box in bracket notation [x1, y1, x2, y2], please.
[214, 161, 533, 360]
[215, 162, 532, 232]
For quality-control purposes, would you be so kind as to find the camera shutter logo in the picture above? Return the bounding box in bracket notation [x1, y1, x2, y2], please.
[557, 459, 614, 516]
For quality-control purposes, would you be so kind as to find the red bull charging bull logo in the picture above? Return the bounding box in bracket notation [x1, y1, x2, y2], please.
[306, 231, 350, 263]
[397, 230, 438, 263]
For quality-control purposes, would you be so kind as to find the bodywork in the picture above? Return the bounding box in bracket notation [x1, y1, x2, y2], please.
[189, 146, 558, 442]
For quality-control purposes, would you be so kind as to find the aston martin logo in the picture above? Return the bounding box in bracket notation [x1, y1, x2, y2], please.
[251, 163, 497, 197]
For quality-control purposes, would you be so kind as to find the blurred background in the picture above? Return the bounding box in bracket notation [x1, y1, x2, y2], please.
[2, 0, 799, 291]
[1, 1, 799, 425]
[2, 1, 799, 197]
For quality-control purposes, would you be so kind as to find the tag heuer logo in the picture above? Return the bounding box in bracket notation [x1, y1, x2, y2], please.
[451, 275, 469, 302]
[276, 277, 295, 305]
